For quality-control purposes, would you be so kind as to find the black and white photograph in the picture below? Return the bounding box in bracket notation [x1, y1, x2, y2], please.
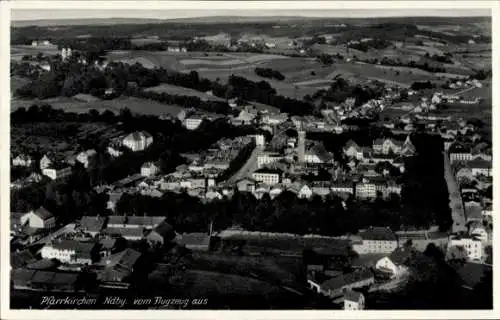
[1, 1, 497, 318]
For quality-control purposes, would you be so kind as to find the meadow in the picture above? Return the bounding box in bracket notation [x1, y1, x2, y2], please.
[144, 83, 224, 101]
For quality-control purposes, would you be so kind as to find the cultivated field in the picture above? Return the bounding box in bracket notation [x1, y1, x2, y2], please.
[144, 83, 224, 101]
[11, 45, 60, 61]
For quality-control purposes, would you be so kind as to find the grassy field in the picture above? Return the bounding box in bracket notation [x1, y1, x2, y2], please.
[11, 96, 184, 117]
[172, 269, 282, 296]
[188, 252, 304, 290]
[11, 45, 60, 61]
[144, 83, 223, 101]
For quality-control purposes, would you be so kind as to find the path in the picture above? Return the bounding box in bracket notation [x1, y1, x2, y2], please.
[225, 145, 261, 184]
[443, 151, 467, 234]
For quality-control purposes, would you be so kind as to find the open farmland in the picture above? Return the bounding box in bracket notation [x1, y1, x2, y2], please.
[130, 38, 166, 46]
[144, 83, 224, 101]
[11, 45, 60, 61]
[11, 96, 184, 117]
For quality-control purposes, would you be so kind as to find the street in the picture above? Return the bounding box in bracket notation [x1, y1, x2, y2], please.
[225, 145, 262, 184]
[443, 151, 467, 234]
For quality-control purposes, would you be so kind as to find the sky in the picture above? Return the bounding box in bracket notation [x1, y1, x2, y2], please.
[11, 8, 491, 21]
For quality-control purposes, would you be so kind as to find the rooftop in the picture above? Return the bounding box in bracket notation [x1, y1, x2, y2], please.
[344, 290, 363, 302]
[359, 227, 397, 241]
[320, 268, 373, 291]
[32, 207, 53, 220]
[79, 216, 106, 232]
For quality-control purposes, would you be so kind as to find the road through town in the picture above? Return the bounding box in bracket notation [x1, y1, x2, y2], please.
[443, 151, 467, 234]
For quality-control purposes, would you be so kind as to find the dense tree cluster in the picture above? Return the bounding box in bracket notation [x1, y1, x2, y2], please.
[316, 54, 334, 65]
[400, 133, 452, 231]
[359, 57, 448, 73]
[410, 80, 436, 90]
[425, 52, 454, 64]
[470, 69, 492, 80]
[347, 38, 391, 52]
[254, 67, 285, 81]
[226, 75, 315, 116]
[311, 77, 385, 107]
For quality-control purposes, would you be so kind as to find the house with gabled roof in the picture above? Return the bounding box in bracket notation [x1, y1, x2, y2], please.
[373, 138, 404, 155]
[305, 142, 334, 164]
[96, 248, 141, 283]
[12, 154, 34, 167]
[41, 239, 98, 265]
[79, 216, 106, 237]
[123, 131, 153, 152]
[375, 246, 414, 278]
[20, 207, 55, 229]
[344, 290, 365, 310]
[401, 135, 416, 157]
[146, 220, 175, 245]
[287, 182, 313, 199]
[343, 140, 363, 160]
[76, 149, 97, 168]
[308, 268, 374, 299]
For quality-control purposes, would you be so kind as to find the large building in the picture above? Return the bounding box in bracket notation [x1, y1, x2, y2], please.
[252, 168, 282, 185]
[353, 227, 398, 254]
[42, 166, 72, 180]
[123, 131, 153, 152]
[447, 235, 483, 261]
[184, 115, 204, 130]
[41, 240, 97, 265]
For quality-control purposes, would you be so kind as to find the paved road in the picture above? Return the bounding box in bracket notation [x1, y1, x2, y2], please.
[226, 145, 261, 184]
[443, 151, 467, 234]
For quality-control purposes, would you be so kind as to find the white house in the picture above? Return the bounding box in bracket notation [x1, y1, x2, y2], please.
[107, 146, 123, 158]
[184, 116, 204, 130]
[42, 166, 72, 180]
[39, 155, 53, 170]
[12, 154, 33, 167]
[353, 227, 398, 254]
[141, 162, 160, 177]
[375, 247, 412, 278]
[252, 169, 282, 185]
[468, 160, 491, 177]
[448, 236, 483, 261]
[20, 207, 55, 229]
[469, 221, 488, 243]
[123, 131, 153, 152]
[257, 152, 283, 169]
[343, 140, 363, 160]
[41, 240, 96, 265]
[288, 182, 313, 199]
[76, 149, 97, 168]
[343, 291, 365, 310]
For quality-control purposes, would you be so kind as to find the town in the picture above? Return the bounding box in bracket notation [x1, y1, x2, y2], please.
[9, 12, 492, 310]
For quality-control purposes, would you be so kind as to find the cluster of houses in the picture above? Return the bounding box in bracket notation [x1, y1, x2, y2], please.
[100, 135, 256, 207]
[10, 206, 213, 292]
[446, 140, 492, 261]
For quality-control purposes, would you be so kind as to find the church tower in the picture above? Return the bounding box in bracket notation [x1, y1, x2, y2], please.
[297, 121, 306, 164]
